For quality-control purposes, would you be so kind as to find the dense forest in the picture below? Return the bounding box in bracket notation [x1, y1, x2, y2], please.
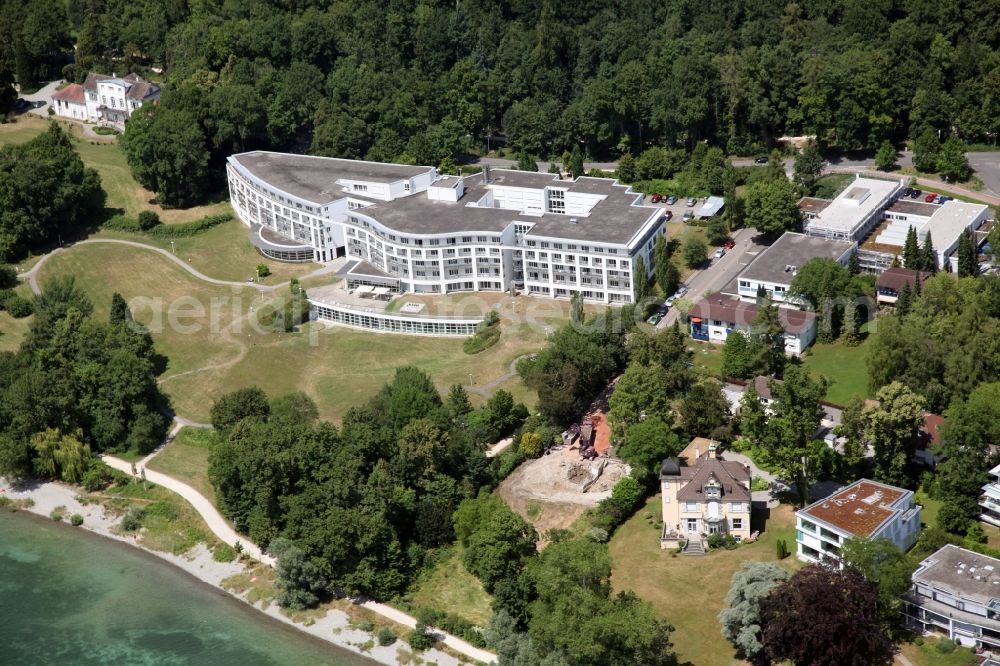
[3, 0, 999, 202]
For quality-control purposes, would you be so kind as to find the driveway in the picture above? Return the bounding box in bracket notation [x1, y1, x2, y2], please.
[657, 225, 761, 329]
[17, 79, 63, 117]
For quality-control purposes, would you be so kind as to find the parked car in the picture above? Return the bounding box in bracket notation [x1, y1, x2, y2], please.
[902, 187, 914, 197]
[753, 155, 768, 164]
[909, 189, 922, 199]
[714, 247, 726, 259]
[665, 195, 677, 205]
[674, 285, 688, 297]
[933, 195, 944, 204]
[939, 196, 952, 203]
[682, 210, 694, 221]
[13, 98, 30, 111]
[664, 297, 675, 308]
[651, 193, 662, 203]
[723, 239, 736, 249]
[647, 313, 663, 325]
[663, 210, 673, 221]
[925, 193, 937, 203]
[686, 197, 697, 207]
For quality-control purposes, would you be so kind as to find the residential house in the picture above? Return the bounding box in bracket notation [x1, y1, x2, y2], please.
[914, 412, 945, 468]
[795, 478, 921, 564]
[688, 293, 818, 355]
[981, 464, 1000, 529]
[902, 544, 1000, 653]
[660, 440, 752, 551]
[51, 73, 160, 127]
[876, 268, 930, 305]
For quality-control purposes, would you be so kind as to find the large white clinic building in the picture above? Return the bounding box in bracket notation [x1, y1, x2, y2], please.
[226, 152, 665, 303]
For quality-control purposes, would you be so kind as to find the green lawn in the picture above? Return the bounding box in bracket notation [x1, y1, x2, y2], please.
[0, 311, 32, 353]
[405, 546, 493, 627]
[813, 173, 854, 199]
[93, 216, 322, 285]
[914, 492, 943, 529]
[147, 427, 220, 504]
[608, 497, 802, 666]
[800, 332, 873, 406]
[899, 637, 979, 666]
[37, 242, 556, 424]
[0, 115, 230, 223]
[689, 339, 724, 377]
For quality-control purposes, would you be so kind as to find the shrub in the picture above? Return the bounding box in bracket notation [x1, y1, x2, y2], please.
[934, 638, 957, 654]
[495, 445, 526, 480]
[406, 623, 437, 651]
[376, 627, 397, 646]
[120, 506, 145, 531]
[750, 477, 770, 492]
[81, 459, 115, 491]
[966, 522, 987, 544]
[518, 431, 543, 457]
[707, 533, 725, 549]
[93, 126, 121, 136]
[463, 317, 501, 354]
[356, 620, 375, 632]
[914, 637, 924, 646]
[213, 543, 237, 562]
[256, 263, 271, 278]
[0, 292, 33, 318]
[50, 506, 66, 521]
[586, 527, 610, 543]
[137, 211, 161, 230]
[70, 513, 84, 526]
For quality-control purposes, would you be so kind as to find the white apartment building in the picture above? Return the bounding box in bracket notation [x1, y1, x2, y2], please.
[903, 544, 1000, 653]
[795, 479, 921, 564]
[226, 152, 665, 304]
[981, 464, 1000, 529]
[734, 232, 855, 307]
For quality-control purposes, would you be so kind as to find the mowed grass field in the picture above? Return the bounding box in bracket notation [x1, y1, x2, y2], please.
[800, 327, 874, 406]
[93, 217, 322, 285]
[609, 497, 802, 666]
[405, 546, 493, 627]
[36, 243, 557, 423]
[0, 115, 230, 223]
[147, 427, 220, 504]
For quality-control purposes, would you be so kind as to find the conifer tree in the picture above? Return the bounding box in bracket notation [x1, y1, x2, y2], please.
[957, 229, 977, 277]
[847, 249, 859, 275]
[903, 226, 920, 269]
[896, 282, 912, 316]
[920, 231, 937, 273]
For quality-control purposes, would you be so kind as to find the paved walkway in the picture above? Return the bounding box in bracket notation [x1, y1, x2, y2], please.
[103, 417, 498, 664]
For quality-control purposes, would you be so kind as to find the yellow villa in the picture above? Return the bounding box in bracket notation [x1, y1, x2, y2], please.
[659, 438, 752, 553]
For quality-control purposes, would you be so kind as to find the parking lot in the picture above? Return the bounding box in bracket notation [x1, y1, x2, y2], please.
[643, 194, 711, 223]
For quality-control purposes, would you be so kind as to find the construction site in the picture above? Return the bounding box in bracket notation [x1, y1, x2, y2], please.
[497, 382, 630, 540]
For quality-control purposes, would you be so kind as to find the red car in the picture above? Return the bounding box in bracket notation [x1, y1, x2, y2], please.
[651, 193, 662, 203]
[723, 239, 735, 249]
[924, 193, 937, 203]
[663, 210, 673, 221]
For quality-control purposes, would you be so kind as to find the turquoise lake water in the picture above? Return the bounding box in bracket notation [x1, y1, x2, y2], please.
[0, 512, 374, 666]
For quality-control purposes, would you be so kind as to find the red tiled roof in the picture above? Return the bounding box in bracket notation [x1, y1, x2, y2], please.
[920, 413, 944, 450]
[798, 479, 908, 537]
[688, 294, 816, 334]
[876, 268, 929, 292]
[51, 83, 85, 104]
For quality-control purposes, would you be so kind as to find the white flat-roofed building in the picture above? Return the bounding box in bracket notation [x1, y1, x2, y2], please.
[226, 152, 665, 303]
[903, 544, 1000, 652]
[735, 232, 855, 306]
[921, 201, 990, 272]
[806, 175, 905, 241]
[795, 479, 921, 564]
[981, 464, 1000, 529]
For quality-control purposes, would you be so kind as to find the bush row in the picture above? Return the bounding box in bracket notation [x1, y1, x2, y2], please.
[103, 212, 233, 239]
[0, 289, 33, 318]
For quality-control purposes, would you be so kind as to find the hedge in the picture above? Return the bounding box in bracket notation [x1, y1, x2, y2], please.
[103, 213, 233, 238]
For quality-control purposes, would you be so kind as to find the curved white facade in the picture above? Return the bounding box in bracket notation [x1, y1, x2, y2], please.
[227, 151, 666, 304]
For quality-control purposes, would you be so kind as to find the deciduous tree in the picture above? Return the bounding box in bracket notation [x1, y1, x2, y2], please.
[744, 178, 800, 238]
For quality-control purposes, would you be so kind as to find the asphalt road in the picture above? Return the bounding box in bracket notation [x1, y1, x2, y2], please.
[657, 225, 762, 329]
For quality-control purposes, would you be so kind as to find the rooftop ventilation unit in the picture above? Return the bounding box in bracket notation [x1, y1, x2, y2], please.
[569, 218, 578, 225]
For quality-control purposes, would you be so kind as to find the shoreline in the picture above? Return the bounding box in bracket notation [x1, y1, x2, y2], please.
[1, 478, 472, 666]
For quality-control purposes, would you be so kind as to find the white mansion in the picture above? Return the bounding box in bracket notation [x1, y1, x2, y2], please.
[51, 73, 160, 127]
[226, 152, 665, 303]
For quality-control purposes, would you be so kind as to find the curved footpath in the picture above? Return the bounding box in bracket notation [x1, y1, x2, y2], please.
[103, 420, 498, 664]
